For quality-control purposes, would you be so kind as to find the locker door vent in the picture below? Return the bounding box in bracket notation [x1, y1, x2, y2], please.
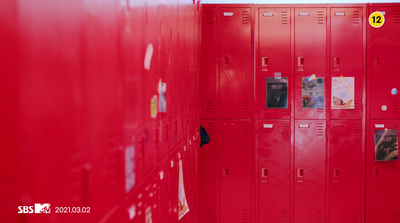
[241, 100, 250, 113]
[395, 11, 400, 23]
[242, 210, 250, 223]
[281, 123, 290, 137]
[353, 11, 361, 24]
[351, 210, 359, 223]
[207, 210, 215, 222]
[204, 9, 214, 25]
[282, 11, 289, 24]
[242, 122, 250, 136]
[317, 11, 325, 24]
[393, 100, 400, 112]
[281, 210, 289, 222]
[353, 99, 360, 113]
[206, 99, 215, 113]
[205, 123, 214, 136]
[392, 123, 400, 130]
[316, 210, 323, 223]
[242, 11, 250, 24]
[352, 123, 361, 137]
[393, 210, 400, 223]
[316, 123, 324, 137]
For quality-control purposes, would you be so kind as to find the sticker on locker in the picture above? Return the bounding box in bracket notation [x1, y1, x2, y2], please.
[331, 77, 354, 109]
[302, 77, 324, 109]
[266, 78, 288, 109]
[375, 129, 398, 161]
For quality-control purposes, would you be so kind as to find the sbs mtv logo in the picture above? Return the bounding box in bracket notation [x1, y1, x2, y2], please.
[18, 203, 51, 214]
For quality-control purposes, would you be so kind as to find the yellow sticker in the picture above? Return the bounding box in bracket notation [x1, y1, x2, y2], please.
[369, 12, 385, 28]
[151, 95, 157, 118]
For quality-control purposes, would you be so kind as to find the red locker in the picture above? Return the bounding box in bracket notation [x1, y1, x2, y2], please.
[219, 7, 253, 119]
[294, 120, 326, 223]
[0, 0, 18, 222]
[369, 5, 400, 120]
[258, 120, 291, 223]
[219, 120, 252, 223]
[330, 7, 364, 120]
[294, 8, 327, 120]
[366, 120, 400, 223]
[329, 120, 363, 223]
[168, 147, 180, 223]
[199, 120, 217, 223]
[257, 7, 292, 120]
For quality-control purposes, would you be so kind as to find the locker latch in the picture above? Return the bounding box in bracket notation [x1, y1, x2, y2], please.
[332, 169, 339, 182]
[261, 57, 268, 71]
[296, 168, 304, 182]
[261, 168, 268, 182]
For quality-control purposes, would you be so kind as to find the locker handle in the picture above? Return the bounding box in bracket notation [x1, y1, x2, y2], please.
[261, 57, 268, 71]
[373, 169, 378, 177]
[332, 168, 339, 182]
[261, 168, 268, 182]
[333, 57, 340, 71]
[297, 57, 304, 71]
[333, 123, 345, 128]
[223, 168, 229, 177]
[223, 57, 229, 70]
[374, 57, 380, 70]
[297, 168, 304, 182]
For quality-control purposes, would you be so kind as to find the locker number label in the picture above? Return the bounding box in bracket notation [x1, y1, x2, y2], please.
[369, 12, 385, 28]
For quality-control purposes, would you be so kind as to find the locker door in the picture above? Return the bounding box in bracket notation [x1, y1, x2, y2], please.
[220, 120, 252, 223]
[330, 8, 364, 119]
[200, 7, 217, 119]
[199, 120, 217, 223]
[258, 8, 291, 119]
[295, 8, 327, 120]
[294, 120, 326, 223]
[367, 120, 400, 223]
[370, 6, 400, 119]
[219, 8, 253, 119]
[329, 120, 363, 223]
[258, 120, 291, 223]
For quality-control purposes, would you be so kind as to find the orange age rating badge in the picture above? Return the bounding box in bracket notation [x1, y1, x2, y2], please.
[369, 11, 385, 28]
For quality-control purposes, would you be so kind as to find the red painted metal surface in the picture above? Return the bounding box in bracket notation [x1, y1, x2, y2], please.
[3, 0, 201, 222]
[219, 120, 253, 223]
[200, 7, 218, 119]
[329, 120, 363, 223]
[294, 120, 326, 223]
[369, 5, 400, 120]
[330, 7, 364, 120]
[258, 120, 291, 223]
[366, 120, 400, 223]
[199, 120, 218, 223]
[257, 7, 292, 120]
[219, 7, 253, 119]
[294, 8, 327, 120]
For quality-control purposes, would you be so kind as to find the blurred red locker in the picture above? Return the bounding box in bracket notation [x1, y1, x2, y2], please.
[294, 120, 326, 223]
[294, 8, 327, 120]
[219, 7, 253, 119]
[257, 7, 292, 120]
[258, 120, 291, 223]
[219, 120, 253, 223]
